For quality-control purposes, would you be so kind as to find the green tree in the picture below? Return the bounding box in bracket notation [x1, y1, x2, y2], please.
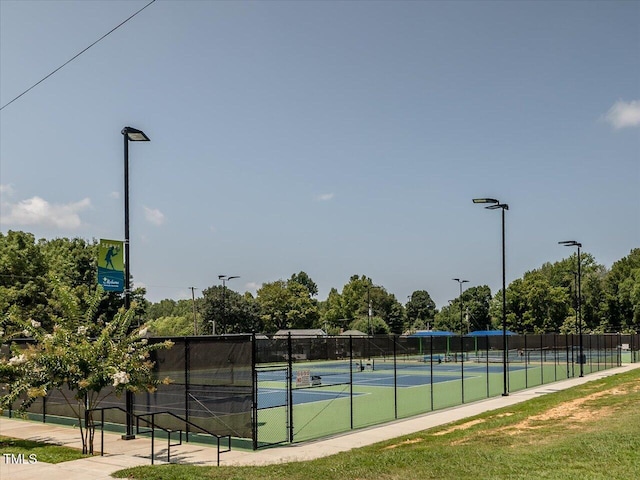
[433, 303, 457, 332]
[145, 298, 205, 336]
[339, 275, 371, 320]
[147, 299, 186, 320]
[202, 286, 262, 334]
[432, 286, 492, 334]
[147, 315, 194, 336]
[319, 288, 345, 326]
[406, 290, 437, 331]
[256, 279, 319, 333]
[492, 272, 569, 334]
[335, 275, 405, 334]
[603, 249, 640, 331]
[551, 253, 605, 333]
[349, 316, 390, 335]
[0, 288, 172, 454]
[289, 271, 318, 297]
[463, 285, 492, 332]
[0, 231, 143, 334]
[0, 231, 51, 330]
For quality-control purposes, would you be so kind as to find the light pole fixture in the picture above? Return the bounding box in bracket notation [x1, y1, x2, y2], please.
[217, 275, 240, 335]
[453, 279, 469, 335]
[559, 240, 583, 377]
[121, 126, 150, 440]
[473, 197, 509, 396]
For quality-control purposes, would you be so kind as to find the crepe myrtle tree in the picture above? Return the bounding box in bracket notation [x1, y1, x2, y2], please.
[0, 286, 173, 454]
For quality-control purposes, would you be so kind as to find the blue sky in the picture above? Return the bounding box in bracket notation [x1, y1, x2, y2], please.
[1, 0, 638, 308]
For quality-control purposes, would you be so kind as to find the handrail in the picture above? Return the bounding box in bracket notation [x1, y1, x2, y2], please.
[84, 406, 130, 457]
[85, 406, 231, 466]
[137, 410, 231, 466]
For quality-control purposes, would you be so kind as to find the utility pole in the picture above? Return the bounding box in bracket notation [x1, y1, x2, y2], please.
[189, 287, 198, 335]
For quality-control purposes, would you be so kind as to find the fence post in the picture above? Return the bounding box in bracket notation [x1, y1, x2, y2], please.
[459, 334, 464, 404]
[252, 333, 258, 450]
[539, 334, 544, 385]
[553, 334, 557, 382]
[393, 336, 397, 419]
[565, 334, 570, 379]
[430, 337, 434, 410]
[185, 339, 190, 441]
[485, 335, 489, 398]
[570, 333, 575, 378]
[524, 334, 528, 388]
[349, 335, 353, 430]
[287, 333, 293, 443]
[618, 333, 622, 366]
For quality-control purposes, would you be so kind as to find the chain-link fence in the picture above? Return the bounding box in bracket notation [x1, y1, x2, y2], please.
[4, 332, 639, 449]
[254, 333, 639, 445]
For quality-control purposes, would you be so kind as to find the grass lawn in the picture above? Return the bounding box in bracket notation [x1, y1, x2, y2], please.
[113, 367, 639, 479]
[0, 436, 88, 464]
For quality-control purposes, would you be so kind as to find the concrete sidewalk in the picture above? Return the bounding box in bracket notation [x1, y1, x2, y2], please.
[2, 363, 638, 480]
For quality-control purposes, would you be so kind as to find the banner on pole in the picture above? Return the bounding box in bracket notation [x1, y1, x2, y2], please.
[98, 239, 124, 292]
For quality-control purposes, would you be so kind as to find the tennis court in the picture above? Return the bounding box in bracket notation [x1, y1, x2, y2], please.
[253, 333, 628, 446]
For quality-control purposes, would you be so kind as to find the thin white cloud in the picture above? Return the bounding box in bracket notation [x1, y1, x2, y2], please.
[110, 191, 120, 200]
[0, 184, 15, 196]
[604, 100, 640, 129]
[245, 281, 260, 292]
[143, 206, 166, 226]
[0, 196, 91, 229]
[315, 193, 335, 201]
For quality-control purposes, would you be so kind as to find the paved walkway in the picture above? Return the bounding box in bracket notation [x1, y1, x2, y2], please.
[2, 363, 638, 480]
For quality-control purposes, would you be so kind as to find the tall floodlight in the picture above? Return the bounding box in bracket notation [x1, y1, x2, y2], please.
[217, 275, 240, 335]
[453, 279, 469, 335]
[366, 284, 381, 336]
[121, 126, 150, 440]
[473, 198, 509, 396]
[559, 240, 583, 377]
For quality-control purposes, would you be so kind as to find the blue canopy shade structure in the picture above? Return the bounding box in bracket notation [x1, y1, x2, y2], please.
[468, 330, 516, 336]
[409, 330, 456, 337]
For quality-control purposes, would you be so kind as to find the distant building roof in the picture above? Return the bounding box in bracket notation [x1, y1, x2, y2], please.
[409, 330, 456, 337]
[468, 330, 516, 336]
[339, 329, 368, 336]
[273, 329, 327, 338]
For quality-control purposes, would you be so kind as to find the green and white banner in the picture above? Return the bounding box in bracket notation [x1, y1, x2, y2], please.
[98, 239, 124, 292]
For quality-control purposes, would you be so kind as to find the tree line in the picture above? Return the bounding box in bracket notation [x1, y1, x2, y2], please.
[1, 230, 638, 336]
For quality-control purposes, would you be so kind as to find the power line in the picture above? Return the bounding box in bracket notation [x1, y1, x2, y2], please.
[0, 0, 156, 112]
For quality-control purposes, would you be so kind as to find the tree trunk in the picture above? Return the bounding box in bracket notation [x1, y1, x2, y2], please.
[81, 394, 96, 455]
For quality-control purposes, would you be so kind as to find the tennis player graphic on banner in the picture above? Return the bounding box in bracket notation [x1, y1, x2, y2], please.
[98, 239, 124, 292]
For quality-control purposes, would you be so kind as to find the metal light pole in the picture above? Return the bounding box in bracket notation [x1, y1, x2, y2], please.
[121, 126, 150, 440]
[217, 275, 239, 335]
[453, 278, 469, 335]
[559, 240, 583, 377]
[473, 198, 509, 396]
[366, 284, 380, 336]
[368, 287, 372, 336]
[189, 287, 198, 335]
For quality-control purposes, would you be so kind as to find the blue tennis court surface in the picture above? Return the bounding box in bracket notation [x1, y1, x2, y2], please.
[256, 361, 533, 408]
[257, 371, 476, 408]
[258, 387, 355, 409]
